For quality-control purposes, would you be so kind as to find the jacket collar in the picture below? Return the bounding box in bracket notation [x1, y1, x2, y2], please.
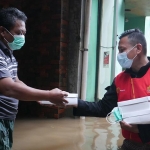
[125, 61, 150, 78]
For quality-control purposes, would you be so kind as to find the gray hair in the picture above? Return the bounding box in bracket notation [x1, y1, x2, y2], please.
[119, 29, 147, 55]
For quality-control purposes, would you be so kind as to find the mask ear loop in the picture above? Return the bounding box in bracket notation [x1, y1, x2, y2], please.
[106, 112, 119, 124]
[126, 44, 137, 54]
[4, 37, 9, 43]
[2, 28, 14, 45]
[3, 27, 14, 42]
[4, 28, 14, 37]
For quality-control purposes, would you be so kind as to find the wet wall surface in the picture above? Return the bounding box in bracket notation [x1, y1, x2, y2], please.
[13, 117, 124, 150]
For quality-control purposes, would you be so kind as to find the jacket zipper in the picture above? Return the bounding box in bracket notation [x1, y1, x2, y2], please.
[130, 78, 136, 140]
[131, 78, 135, 99]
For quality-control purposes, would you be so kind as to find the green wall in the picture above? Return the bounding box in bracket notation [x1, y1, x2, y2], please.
[117, 0, 125, 35]
[112, 0, 125, 79]
[86, 0, 98, 102]
[125, 17, 145, 33]
[86, 0, 125, 101]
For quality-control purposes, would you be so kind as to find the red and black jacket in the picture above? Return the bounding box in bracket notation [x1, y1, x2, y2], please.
[74, 61, 150, 143]
[115, 68, 150, 142]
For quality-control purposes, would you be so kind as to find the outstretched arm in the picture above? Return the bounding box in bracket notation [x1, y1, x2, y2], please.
[73, 80, 118, 117]
[0, 77, 68, 105]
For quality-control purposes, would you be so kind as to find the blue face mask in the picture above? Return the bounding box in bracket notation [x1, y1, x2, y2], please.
[117, 44, 137, 68]
[4, 28, 25, 50]
[106, 107, 122, 124]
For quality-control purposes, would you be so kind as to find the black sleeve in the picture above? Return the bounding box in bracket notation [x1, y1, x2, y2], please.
[138, 124, 150, 143]
[73, 80, 118, 117]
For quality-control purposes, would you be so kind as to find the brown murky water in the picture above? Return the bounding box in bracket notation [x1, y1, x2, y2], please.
[12, 117, 124, 150]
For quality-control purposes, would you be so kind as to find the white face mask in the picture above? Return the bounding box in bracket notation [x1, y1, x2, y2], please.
[117, 44, 137, 68]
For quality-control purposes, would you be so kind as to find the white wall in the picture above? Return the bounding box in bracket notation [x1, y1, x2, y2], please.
[97, 0, 125, 99]
[114, 0, 125, 76]
[145, 16, 150, 57]
[97, 0, 115, 99]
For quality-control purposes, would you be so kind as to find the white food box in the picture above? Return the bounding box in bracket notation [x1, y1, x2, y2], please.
[38, 93, 78, 105]
[123, 109, 150, 124]
[118, 96, 150, 114]
[117, 96, 150, 124]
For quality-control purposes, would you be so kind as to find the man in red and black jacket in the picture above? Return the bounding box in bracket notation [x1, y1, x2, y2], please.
[74, 29, 150, 150]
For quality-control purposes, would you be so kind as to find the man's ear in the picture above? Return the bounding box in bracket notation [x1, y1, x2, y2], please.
[136, 43, 142, 54]
[0, 26, 5, 37]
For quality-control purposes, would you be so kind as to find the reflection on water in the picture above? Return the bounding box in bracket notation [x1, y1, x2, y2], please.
[13, 117, 123, 150]
[80, 118, 123, 150]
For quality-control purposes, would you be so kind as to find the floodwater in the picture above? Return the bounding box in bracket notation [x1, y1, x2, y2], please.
[12, 117, 124, 150]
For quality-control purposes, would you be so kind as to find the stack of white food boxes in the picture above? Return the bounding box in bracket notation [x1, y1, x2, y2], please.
[39, 93, 78, 106]
[118, 96, 150, 124]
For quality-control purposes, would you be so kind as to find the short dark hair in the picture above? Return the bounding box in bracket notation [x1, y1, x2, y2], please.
[119, 28, 147, 55]
[0, 7, 27, 31]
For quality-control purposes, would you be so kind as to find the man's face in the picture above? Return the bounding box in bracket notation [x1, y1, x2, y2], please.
[2, 19, 26, 44]
[118, 36, 137, 60]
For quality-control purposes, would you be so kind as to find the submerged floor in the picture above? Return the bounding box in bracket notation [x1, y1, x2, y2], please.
[12, 117, 124, 150]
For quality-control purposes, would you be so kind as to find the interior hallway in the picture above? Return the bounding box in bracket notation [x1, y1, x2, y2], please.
[12, 117, 124, 150]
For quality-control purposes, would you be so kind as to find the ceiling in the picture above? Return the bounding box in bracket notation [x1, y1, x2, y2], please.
[125, 0, 150, 17]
